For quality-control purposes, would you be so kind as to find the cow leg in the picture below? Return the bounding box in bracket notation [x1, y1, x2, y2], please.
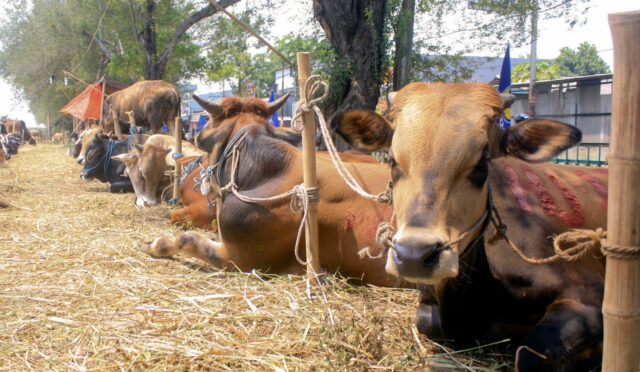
[170, 207, 189, 227]
[144, 231, 224, 267]
[515, 299, 602, 372]
[110, 182, 134, 193]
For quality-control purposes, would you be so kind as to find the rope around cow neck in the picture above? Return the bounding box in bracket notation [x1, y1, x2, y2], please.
[490, 203, 640, 263]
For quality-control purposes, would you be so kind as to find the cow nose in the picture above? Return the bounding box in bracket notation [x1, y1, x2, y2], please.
[392, 236, 446, 278]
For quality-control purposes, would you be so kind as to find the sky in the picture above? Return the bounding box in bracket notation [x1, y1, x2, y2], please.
[1, 0, 637, 128]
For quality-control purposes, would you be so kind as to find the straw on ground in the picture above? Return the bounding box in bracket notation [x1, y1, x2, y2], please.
[0, 144, 512, 371]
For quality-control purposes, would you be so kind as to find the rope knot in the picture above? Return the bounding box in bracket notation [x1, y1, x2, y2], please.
[129, 126, 143, 135]
[358, 221, 395, 260]
[172, 152, 184, 159]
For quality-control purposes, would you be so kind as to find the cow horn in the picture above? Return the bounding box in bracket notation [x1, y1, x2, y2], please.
[501, 93, 516, 109]
[193, 94, 223, 119]
[266, 93, 291, 115]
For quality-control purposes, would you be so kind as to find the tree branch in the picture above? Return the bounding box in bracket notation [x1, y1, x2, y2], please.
[158, 0, 240, 67]
[82, 30, 113, 59]
[129, 0, 141, 43]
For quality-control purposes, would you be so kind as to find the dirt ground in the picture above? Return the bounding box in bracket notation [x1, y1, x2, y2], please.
[0, 143, 511, 371]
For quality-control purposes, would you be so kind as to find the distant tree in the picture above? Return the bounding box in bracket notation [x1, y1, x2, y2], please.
[512, 60, 560, 83]
[555, 42, 611, 77]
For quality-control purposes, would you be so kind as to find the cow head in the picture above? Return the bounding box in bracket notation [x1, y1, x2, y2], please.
[75, 128, 102, 164]
[112, 144, 170, 206]
[191, 93, 291, 196]
[80, 132, 111, 182]
[335, 82, 580, 285]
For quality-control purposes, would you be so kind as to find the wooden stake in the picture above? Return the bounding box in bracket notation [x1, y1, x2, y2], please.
[603, 10, 640, 372]
[125, 111, 141, 144]
[296, 52, 321, 279]
[173, 116, 183, 200]
[112, 109, 123, 140]
[46, 111, 50, 141]
[99, 79, 106, 131]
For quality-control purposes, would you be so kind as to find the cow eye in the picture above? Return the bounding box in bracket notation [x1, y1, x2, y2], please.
[467, 144, 489, 188]
[388, 155, 402, 182]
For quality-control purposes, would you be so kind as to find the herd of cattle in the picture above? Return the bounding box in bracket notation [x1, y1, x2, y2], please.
[0, 119, 38, 164]
[2, 80, 611, 371]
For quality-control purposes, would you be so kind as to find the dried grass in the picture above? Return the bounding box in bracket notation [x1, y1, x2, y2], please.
[0, 144, 513, 371]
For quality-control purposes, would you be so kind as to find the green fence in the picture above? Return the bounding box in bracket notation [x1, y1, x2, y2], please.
[553, 143, 608, 167]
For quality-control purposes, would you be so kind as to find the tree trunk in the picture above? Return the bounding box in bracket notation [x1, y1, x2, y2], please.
[132, 0, 240, 81]
[313, 0, 388, 120]
[392, 0, 415, 90]
[140, 0, 161, 80]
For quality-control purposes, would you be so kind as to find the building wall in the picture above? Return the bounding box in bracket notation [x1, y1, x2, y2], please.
[511, 74, 612, 144]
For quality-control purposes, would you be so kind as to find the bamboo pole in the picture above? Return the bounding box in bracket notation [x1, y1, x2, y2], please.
[296, 52, 321, 279]
[125, 111, 141, 144]
[99, 78, 106, 131]
[111, 108, 123, 140]
[46, 111, 50, 141]
[173, 116, 183, 200]
[603, 10, 640, 372]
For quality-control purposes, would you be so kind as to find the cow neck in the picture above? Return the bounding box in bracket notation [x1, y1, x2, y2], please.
[213, 124, 257, 188]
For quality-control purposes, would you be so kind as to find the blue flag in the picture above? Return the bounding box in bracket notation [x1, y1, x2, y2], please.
[268, 91, 280, 127]
[498, 45, 512, 129]
[196, 114, 207, 133]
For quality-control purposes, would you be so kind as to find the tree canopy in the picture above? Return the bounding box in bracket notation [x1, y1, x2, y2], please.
[555, 41, 611, 77]
[0, 0, 594, 124]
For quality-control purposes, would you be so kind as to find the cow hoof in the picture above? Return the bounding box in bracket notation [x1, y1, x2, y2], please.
[415, 303, 443, 339]
[142, 237, 177, 258]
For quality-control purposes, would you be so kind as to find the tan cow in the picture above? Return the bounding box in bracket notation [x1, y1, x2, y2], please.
[112, 134, 206, 207]
[334, 82, 607, 371]
[102, 80, 181, 135]
[143, 94, 408, 287]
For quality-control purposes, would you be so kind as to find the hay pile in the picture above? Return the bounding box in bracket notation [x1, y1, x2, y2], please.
[0, 144, 512, 371]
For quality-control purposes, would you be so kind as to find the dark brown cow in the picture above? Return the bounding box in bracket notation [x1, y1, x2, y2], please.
[335, 82, 607, 371]
[102, 80, 180, 135]
[143, 94, 408, 287]
[4, 119, 35, 145]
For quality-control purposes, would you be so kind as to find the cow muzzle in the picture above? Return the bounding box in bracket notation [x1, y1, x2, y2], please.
[385, 233, 458, 284]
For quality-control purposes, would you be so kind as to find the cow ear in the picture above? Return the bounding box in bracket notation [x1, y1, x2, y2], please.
[195, 121, 234, 153]
[494, 119, 581, 162]
[332, 110, 394, 151]
[111, 152, 136, 165]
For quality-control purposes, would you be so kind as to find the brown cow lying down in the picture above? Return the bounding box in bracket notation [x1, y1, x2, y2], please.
[170, 155, 218, 231]
[334, 82, 607, 372]
[102, 80, 180, 135]
[144, 94, 408, 287]
[166, 130, 372, 232]
[112, 134, 206, 207]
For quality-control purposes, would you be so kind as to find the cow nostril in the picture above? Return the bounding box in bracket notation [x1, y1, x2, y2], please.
[422, 243, 444, 268]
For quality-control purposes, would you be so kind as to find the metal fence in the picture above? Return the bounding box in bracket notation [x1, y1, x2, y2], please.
[553, 142, 608, 167]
